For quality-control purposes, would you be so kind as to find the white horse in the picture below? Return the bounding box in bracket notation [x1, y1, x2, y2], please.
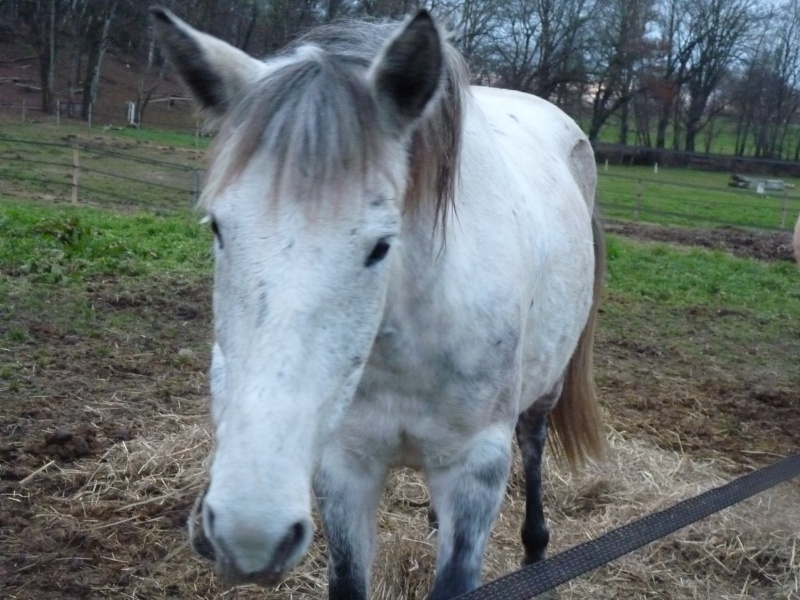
[152, 8, 606, 600]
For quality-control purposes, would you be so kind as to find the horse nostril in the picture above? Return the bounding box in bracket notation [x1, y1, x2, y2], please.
[189, 495, 216, 562]
[288, 521, 305, 545]
[274, 521, 308, 566]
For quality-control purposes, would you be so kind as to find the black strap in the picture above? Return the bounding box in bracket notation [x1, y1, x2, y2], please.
[457, 453, 800, 600]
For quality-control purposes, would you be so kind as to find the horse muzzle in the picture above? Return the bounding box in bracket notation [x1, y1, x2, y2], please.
[188, 489, 312, 587]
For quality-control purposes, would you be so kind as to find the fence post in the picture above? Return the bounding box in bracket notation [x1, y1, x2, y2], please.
[71, 146, 80, 204]
[56, 100, 60, 126]
[634, 179, 643, 220]
[780, 188, 788, 229]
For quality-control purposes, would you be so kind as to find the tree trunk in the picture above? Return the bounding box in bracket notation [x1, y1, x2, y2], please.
[655, 97, 672, 149]
[135, 38, 165, 127]
[619, 100, 629, 145]
[41, 0, 55, 114]
[81, 0, 118, 122]
[25, 0, 57, 114]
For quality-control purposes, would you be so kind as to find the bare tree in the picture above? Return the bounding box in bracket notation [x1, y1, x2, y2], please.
[730, 2, 800, 158]
[356, 0, 418, 18]
[425, 0, 501, 81]
[681, 0, 762, 152]
[489, 0, 593, 97]
[259, 0, 321, 54]
[80, 0, 118, 121]
[18, 0, 59, 113]
[645, 0, 699, 149]
[585, 0, 656, 142]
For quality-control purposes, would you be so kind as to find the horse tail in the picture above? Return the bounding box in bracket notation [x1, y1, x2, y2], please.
[549, 207, 607, 468]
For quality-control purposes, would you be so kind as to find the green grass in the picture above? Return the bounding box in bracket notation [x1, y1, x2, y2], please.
[1, 195, 796, 330]
[603, 233, 800, 379]
[0, 197, 211, 283]
[108, 125, 211, 148]
[606, 234, 799, 316]
[598, 165, 800, 230]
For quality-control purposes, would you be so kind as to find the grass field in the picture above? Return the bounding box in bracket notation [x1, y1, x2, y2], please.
[0, 197, 209, 282]
[597, 164, 800, 230]
[0, 120, 207, 213]
[4, 116, 800, 233]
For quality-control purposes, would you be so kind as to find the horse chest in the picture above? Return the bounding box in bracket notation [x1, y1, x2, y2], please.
[338, 298, 521, 467]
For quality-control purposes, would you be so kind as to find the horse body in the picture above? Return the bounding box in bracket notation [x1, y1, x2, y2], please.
[318, 87, 598, 599]
[152, 8, 604, 600]
[345, 85, 595, 466]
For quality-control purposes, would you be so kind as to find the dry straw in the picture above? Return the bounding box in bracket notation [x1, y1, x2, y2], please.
[14, 407, 800, 599]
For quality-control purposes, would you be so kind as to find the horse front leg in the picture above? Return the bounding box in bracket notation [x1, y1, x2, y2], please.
[425, 425, 513, 600]
[314, 448, 387, 600]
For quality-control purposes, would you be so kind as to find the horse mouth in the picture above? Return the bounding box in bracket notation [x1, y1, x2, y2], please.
[216, 563, 286, 587]
[187, 492, 290, 588]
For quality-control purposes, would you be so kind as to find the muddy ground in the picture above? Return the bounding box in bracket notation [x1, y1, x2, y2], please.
[1, 222, 798, 599]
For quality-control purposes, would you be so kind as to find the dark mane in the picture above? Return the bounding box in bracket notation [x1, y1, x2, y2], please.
[201, 19, 469, 230]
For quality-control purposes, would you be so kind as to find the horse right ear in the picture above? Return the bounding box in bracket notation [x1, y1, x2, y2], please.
[369, 10, 444, 134]
[150, 6, 267, 120]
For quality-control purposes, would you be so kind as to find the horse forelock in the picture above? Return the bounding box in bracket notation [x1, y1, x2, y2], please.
[199, 19, 468, 230]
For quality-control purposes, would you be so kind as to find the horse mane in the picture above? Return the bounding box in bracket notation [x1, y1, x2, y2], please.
[200, 19, 469, 231]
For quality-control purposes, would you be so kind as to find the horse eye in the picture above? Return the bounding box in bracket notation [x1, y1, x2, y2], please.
[365, 238, 391, 267]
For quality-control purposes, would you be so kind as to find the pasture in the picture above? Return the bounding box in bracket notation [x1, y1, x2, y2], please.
[0, 125, 799, 599]
[598, 164, 800, 231]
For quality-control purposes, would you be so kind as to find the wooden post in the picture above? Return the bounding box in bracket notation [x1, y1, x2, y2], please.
[604, 159, 609, 171]
[634, 179, 643, 220]
[56, 100, 60, 126]
[71, 147, 80, 204]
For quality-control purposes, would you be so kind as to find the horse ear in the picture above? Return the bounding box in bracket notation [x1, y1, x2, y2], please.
[369, 10, 444, 132]
[150, 6, 266, 119]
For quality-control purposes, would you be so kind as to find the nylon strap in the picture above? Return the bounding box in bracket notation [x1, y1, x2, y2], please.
[457, 453, 800, 600]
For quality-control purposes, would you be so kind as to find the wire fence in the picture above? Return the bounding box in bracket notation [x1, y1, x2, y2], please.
[0, 135, 201, 213]
[1, 132, 799, 233]
[0, 96, 200, 133]
[597, 168, 800, 233]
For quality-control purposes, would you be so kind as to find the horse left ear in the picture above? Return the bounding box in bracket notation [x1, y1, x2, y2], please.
[369, 10, 444, 133]
[150, 6, 267, 120]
